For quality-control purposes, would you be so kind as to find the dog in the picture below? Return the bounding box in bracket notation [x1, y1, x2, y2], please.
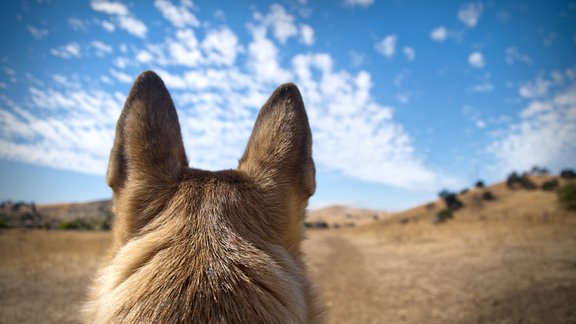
[82, 71, 322, 323]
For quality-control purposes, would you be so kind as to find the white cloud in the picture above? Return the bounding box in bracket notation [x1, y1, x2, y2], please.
[110, 69, 132, 83]
[90, 0, 128, 15]
[27, 25, 49, 39]
[90, 40, 113, 57]
[116, 16, 147, 38]
[430, 26, 448, 41]
[300, 24, 314, 45]
[403, 47, 415, 61]
[135, 50, 153, 63]
[458, 2, 483, 28]
[201, 27, 242, 66]
[50, 42, 81, 59]
[468, 51, 485, 68]
[344, 0, 374, 7]
[487, 70, 576, 173]
[255, 4, 298, 44]
[247, 27, 291, 83]
[375, 35, 397, 58]
[0, 87, 122, 175]
[154, 0, 200, 29]
[101, 20, 116, 32]
[519, 76, 551, 98]
[505, 47, 533, 65]
[0, 4, 452, 194]
[292, 53, 450, 189]
[68, 18, 89, 31]
[90, 0, 147, 38]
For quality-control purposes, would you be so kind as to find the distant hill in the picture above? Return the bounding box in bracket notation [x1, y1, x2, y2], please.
[1, 175, 572, 230]
[0, 200, 112, 229]
[306, 205, 389, 228]
[376, 175, 572, 227]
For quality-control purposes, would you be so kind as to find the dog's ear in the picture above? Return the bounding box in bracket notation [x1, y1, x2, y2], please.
[107, 71, 188, 237]
[239, 83, 316, 203]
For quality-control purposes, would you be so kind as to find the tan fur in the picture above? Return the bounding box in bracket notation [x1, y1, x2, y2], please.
[83, 71, 322, 323]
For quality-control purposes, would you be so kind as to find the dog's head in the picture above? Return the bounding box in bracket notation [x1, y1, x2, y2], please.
[106, 70, 315, 258]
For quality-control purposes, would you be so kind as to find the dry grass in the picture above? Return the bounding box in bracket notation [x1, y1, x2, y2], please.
[306, 216, 576, 323]
[1, 180, 575, 323]
[0, 230, 110, 323]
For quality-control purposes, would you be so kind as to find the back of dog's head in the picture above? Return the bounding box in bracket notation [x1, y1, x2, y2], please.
[84, 71, 321, 323]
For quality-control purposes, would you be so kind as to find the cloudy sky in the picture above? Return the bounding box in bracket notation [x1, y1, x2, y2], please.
[0, 0, 575, 210]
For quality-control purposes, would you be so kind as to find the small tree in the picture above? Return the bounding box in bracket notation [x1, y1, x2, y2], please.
[541, 179, 559, 192]
[434, 209, 453, 224]
[438, 190, 464, 211]
[530, 166, 550, 176]
[557, 184, 576, 211]
[560, 169, 576, 179]
[475, 180, 485, 188]
[482, 191, 495, 201]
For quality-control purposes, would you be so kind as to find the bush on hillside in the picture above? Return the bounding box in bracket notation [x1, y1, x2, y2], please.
[541, 179, 559, 192]
[438, 190, 464, 211]
[482, 191, 495, 201]
[530, 166, 550, 176]
[475, 180, 485, 188]
[506, 172, 537, 190]
[557, 183, 576, 211]
[58, 218, 93, 230]
[560, 169, 576, 179]
[434, 209, 453, 224]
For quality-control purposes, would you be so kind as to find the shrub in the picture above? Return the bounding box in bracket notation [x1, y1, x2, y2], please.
[482, 191, 495, 201]
[560, 169, 576, 179]
[541, 179, 559, 192]
[530, 166, 550, 175]
[506, 172, 536, 190]
[438, 190, 464, 211]
[557, 184, 576, 211]
[58, 218, 93, 230]
[475, 180, 485, 188]
[434, 209, 453, 224]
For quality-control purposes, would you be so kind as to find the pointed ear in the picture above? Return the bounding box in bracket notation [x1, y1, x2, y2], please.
[239, 83, 315, 200]
[107, 71, 188, 195]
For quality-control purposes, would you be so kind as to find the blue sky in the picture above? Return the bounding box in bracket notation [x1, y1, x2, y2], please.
[0, 0, 575, 211]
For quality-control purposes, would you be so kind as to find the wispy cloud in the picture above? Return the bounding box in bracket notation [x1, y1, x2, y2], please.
[90, 0, 147, 38]
[0, 3, 450, 193]
[505, 47, 533, 65]
[487, 68, 576, 173]
[458, 2, 484, 28]
[90, 40, 113, 57]
[154, 0, 200, 29]
[344, 0, 374, 8]
[430, 26, 448, 42]
[50, 42, 81, 59]
[375, 35, 397, 58]
[403, 47, 415, 61]
[68, 18, 89, 32]
[300, 24, 315, 45]
[468, 51, 485, 68]
[27, 25, 49, 39]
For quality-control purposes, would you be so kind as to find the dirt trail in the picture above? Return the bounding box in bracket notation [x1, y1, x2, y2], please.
[304, 218, 576, 324]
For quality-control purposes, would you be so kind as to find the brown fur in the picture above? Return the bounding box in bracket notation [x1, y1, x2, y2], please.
[83, 71, 322, 323]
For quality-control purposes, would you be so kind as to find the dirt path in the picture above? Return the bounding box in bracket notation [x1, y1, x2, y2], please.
[304, 218, 576, 323]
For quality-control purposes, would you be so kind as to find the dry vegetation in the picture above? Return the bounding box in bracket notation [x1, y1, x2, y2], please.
[1, 177, 575, 323]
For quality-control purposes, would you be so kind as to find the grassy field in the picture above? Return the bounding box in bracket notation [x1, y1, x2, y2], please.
[1, 180, 575, 323]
